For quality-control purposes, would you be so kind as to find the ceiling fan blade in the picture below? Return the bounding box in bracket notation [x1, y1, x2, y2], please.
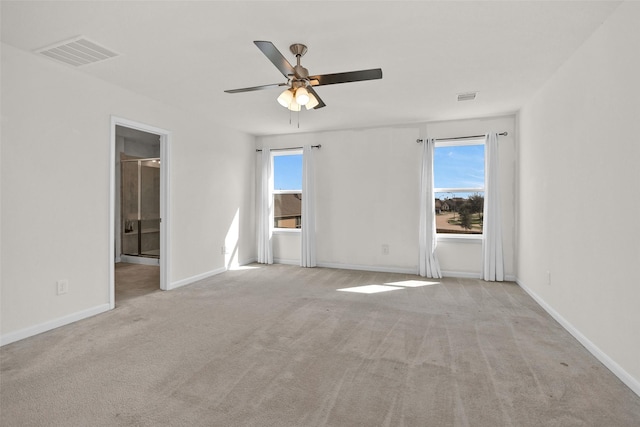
[224, 83, 288, 94]
[254, 41, 295, 78]
[307, 86, 326, 109]
[309, 68, 382, 86]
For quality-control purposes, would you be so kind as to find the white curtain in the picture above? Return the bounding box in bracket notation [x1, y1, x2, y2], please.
[300, 145, 317, 267]
[418, 138, 442, 278]
[482, 133, 504, 281]
[257, 148, 273, 264]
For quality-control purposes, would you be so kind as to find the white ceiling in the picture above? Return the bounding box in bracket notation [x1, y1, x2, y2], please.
[1, 1, 621, 136]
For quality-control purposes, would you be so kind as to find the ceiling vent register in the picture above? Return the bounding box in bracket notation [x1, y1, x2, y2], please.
[35, 36, 119, 67]
[457, 92, 477, 102]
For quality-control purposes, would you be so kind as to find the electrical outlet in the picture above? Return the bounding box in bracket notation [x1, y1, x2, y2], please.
[56, 279, 68, 295]
[382, 244, 389, 255]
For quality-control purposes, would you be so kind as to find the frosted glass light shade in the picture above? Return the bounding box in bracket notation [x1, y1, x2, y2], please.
[288, 99, 302, 111]
[277, 89, 294, 108]
[295, 87, 310, 105]
[305, 92, 319, 110]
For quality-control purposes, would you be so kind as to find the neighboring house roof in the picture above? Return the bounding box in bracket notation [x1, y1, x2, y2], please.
[274, 193, 301, 218]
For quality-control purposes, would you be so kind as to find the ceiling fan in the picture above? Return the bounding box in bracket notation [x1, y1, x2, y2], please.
[224, 41, 383, 111]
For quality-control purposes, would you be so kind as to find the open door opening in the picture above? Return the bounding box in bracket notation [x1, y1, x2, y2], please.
[110, 117, 170, 309]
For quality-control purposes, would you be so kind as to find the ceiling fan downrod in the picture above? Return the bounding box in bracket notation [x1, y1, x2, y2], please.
[290, 43, 309, 80]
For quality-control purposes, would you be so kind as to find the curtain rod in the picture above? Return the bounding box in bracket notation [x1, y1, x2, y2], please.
[416, 132, 507, 143]
[256, 145, 321, 152]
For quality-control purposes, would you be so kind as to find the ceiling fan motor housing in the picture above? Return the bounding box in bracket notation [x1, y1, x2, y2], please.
[294, 66, 309, 79]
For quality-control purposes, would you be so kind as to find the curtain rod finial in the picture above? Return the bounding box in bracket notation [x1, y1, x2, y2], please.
[416, 138, 424, 143]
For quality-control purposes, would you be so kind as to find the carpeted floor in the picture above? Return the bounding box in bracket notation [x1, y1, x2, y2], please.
[1, 264, 639, 426]
[115, 262, 160, 305]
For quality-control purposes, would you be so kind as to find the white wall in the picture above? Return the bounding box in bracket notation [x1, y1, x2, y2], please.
[258, 115, 516, 277]
[259, 127, 421, 272]
[0, 44, 256, 341]
[517, 1, 640, 393]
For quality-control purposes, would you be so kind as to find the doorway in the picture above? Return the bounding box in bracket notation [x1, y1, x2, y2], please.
[110, 117, 171, 309]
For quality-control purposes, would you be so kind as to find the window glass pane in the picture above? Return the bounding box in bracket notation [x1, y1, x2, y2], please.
[274, 154, 302, 190]
[434, 145, 484, 189]
[273, 153, 303, 229]
[274, 193, 302, 229]
[435, 191, 484, 234]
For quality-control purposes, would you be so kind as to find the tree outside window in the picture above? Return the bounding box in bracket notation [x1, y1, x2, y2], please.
[433, 140, 485, 235]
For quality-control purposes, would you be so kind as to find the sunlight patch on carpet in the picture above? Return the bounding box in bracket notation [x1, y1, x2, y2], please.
[229, 265, 262, 271]
[385, 280, 440, 288]
[337, 285, 403, 294]
[338, 280, 440, 294]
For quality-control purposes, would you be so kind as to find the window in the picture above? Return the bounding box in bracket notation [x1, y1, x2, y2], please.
[272, 151, 302, 229]
[433, 139, 485, 235]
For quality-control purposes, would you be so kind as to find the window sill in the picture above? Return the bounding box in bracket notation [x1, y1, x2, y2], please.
[437, 234, 483, 244]
[273, 228, 301, 235]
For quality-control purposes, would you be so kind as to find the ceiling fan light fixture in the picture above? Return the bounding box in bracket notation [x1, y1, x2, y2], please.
[295, 87, 310, 106]
[305, 92, 319, 110]
[277, 89, 294, 107]
[288, 99, 302, 112]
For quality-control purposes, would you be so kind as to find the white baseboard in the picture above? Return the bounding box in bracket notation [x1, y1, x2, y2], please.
[2, 260, 258, 346]
[316, 262, 417, 275]
[273, 258, 300, 266]
[517, 278, 640, 397]
[168, 258, 259, 290]
[272, 261, 516, 280]
[0, 303, 111, 347]
[441, 270, 480, 279]
[169, 266, 227, 290]
[441, 270, 517, 282]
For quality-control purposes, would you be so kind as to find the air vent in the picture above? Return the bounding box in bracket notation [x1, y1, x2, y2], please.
[35, 36, 119, 67]
[457, 92, 477, 102]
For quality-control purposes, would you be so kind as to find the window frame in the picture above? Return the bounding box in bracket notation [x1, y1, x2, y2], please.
[433, 138, 485, 241]
[271, 149, 303, 233]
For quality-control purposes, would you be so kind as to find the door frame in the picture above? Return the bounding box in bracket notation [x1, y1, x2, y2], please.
[109, 116, 171, 308]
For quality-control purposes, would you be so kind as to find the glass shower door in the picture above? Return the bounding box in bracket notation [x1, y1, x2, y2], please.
[121, 160, 140, 257]
[121, 158, 160, 258]
[140, 160, 160, 257]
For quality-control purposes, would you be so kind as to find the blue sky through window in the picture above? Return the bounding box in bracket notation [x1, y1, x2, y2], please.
[273, 154, 302, 190]
[434, 144, 485, 190]
[273, 147, 484, 193]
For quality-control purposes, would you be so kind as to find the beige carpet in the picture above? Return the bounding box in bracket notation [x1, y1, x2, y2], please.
[1, 264, 639, 426]
[114, 261, 161, 304]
